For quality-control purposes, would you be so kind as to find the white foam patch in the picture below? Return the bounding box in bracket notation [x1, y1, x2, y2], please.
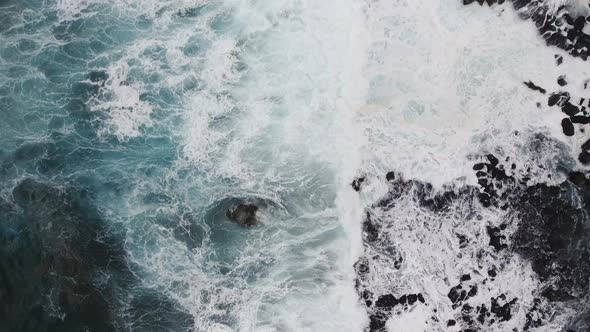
[92, 59, 154, 141]
[357, 0, 589, 187]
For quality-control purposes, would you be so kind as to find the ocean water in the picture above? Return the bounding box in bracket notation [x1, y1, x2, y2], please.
[0, 0, 589, 331]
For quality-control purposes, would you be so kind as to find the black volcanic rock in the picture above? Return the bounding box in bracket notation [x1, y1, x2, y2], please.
[386, 171, 395, 181]
[571, 116, 590, 124]
[579, 151, 590, 164]
[524, 81, 547, 94]
[562, 118, 575, 136]
[512, 182, 590, 304]
[555, 54, 563, 65]
[562, 102, 580, 116]
[569, 171, 588, 186]
[549, 92, 570, 107]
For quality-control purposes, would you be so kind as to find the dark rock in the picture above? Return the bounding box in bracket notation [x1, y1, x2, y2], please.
[561, 101, 579, 116]
[488, 267, 497, 277]
[448, 285, 462, 304]
[487, 154, 499, 166]
[571, 116, 590, 124]
[477, 305, 490, 324]
[369, 314, 387, 331]
[555, 54, 563, 66]
[524, 81, 546, 94]
[574, 16, 586, 31]
[363, 212, 380, 243]
[460, 274, 471, 281]
[557, 75, 568, 86]
[582, 138, 590, 151]
[447, 319, 456, 327]
[551, 92, 572, 106]
[513, 182, 590, 304]
[226, 204, 259, 227]
[491, 296, 517, 322]
[568, 171, 587, 186]
[386, 172, 395, 181]
[579, 151, 590, 164]
[398, 294, 407, 304]
[487, 226, 507, 251]
[352, 177, 365, 192]
[375, 294, 397, 310]
[561, 118, 575, 136]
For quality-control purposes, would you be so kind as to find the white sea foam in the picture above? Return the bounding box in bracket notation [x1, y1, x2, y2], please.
[115, 0, 372, 330]
[51, 0, 590, 330]
[357, 0, 589, 187]
[92, 59, 154, 140]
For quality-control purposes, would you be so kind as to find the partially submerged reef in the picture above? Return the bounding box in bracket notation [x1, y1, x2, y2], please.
[0, 179, 193, 331]
[353, 1, 590, 330]
[466, 0, 590, 60]
[354, 153, 590, 331]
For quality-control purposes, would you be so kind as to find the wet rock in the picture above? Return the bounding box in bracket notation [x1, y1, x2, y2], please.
[523, 81, 546, 94]
[363, 212, 380, 243]
[369, 313, 387, 331]
[487, 225, 508, 251]
[568, 171, 587, 186]
[375, 294, 397, 310]
[562, 102, 579, 116]
[512, 182, 590, 303]
[448, 285, 463, 304]
[579, 151, 590, 164]
[548, 92, 570, 107]
[490, 296, 517, 322]
[555, 54, 563, 66]
[352, 177, 365, 192]
[571, 116, 590, 124]
[562, 118, 575, 136]
[386, 171, 395, 181]
[226, 203, 259, 227]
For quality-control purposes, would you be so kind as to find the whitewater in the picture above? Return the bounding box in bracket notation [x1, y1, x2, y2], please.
[1, 0, 589, 331]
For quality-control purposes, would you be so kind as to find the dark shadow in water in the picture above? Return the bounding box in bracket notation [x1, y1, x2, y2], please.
[0, 178, 193, 332]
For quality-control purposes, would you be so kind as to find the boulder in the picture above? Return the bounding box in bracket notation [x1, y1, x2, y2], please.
[226, 204, 260, 227]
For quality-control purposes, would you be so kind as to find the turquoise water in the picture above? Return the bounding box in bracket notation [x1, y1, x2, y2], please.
[3, 0, 588, 331]
[0, 0, 366, 331]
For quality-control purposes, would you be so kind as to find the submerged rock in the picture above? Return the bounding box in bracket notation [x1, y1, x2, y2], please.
[226, 203, 260, 227]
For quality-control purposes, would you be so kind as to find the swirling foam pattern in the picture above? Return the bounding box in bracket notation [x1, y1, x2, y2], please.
[0, 0, 589, 331]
